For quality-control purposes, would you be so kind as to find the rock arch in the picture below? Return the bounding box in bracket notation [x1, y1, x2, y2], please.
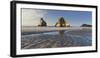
[55, 17, 70, 27]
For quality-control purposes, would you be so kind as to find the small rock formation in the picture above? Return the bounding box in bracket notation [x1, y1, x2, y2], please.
[81, 24, 92, 27]
[38, 18, 47, 27]
[55, 17, 70, 27]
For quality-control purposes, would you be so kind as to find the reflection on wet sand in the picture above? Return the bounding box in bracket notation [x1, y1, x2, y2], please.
[58, 30, 67, 47]
[59, 30, 65, 37]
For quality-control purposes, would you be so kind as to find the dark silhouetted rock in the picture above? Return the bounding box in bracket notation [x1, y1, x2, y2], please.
[55, 17, 70, 27]
[38, 18, 47, 27]
[81, 24, 92, 27]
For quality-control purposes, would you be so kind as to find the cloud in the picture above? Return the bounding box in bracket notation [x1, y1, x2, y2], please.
[22, 8, 47, 26]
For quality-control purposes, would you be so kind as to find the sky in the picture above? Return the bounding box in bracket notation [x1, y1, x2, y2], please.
[21, 8, 92, 26]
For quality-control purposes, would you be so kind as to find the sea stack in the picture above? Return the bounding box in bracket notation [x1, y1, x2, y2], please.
[38, 18, 47, 27]
[55, 17, 70, 27]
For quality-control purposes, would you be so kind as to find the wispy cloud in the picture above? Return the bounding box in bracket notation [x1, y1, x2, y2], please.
[22, 8, 47, 26]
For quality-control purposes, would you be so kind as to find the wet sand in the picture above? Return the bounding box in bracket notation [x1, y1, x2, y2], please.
[21, 27, 92, 49]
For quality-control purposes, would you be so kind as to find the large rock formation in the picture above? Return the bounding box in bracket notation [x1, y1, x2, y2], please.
[38, 18, 47, 27]
[81, 24, 92, 27]
[55, 17, 70, 27]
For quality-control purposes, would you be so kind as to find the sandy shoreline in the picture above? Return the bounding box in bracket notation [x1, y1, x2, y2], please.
[21, 27, 91, 35]
[21, 27, 92, 49]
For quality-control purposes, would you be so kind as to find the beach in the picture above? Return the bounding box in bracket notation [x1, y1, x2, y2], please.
[21, 27, 92, 49]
